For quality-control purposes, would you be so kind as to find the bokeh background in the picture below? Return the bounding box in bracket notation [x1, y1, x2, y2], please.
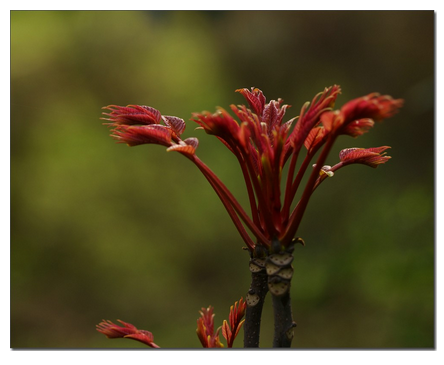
[11, 11, 434, 348]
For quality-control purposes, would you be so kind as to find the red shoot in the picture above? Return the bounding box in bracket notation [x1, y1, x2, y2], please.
[102, 87, 402, 250]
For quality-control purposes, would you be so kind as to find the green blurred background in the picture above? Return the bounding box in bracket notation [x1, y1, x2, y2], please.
[11, 11, 434, 348]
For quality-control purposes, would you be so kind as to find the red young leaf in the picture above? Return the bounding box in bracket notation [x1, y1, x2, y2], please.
[340, 93, 404, 125]
[192, 108, 240, 148]
[236, 87, 266, 116]
[96, 319, 160, 348]
[196, 306, 224, 348]
[167, 142, 197, 157]
[339, 146, 391, 168]
[102, 105, 162, 125]
[111, 124, 173, 147]
[342, 118, 375, 137]
[221, 320, 231, 343]
[304, 126, 328, 153]
[222, 298, 247, 348]
[285, 85, 341, 159]
[162, 115, 186, 136]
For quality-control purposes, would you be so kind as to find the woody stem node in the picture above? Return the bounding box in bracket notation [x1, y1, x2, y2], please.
[243, 246, 269, 347]
[267, 240, 297, 347]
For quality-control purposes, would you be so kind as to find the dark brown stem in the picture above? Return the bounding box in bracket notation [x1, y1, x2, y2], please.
[243, 247, 269, 348]
[271, 289, 296, 347]
[267, 240, 298, 347]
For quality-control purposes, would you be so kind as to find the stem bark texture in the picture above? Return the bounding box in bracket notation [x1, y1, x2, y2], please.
[271, 290, 296, 347]
[266, 241, 297, 347]
[243, 253, 269, 347]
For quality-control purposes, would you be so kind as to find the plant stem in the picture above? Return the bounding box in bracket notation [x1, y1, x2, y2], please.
[267, 241, 297, 347]
[271, 290, 296, 347]
[244, 248, 269, 347]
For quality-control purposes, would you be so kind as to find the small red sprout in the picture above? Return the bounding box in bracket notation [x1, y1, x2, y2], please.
[222, 298, 247, 348]
[196, 298, 246, 348]
[196, 306, 224, 348]
[96, 319, 160, 348]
